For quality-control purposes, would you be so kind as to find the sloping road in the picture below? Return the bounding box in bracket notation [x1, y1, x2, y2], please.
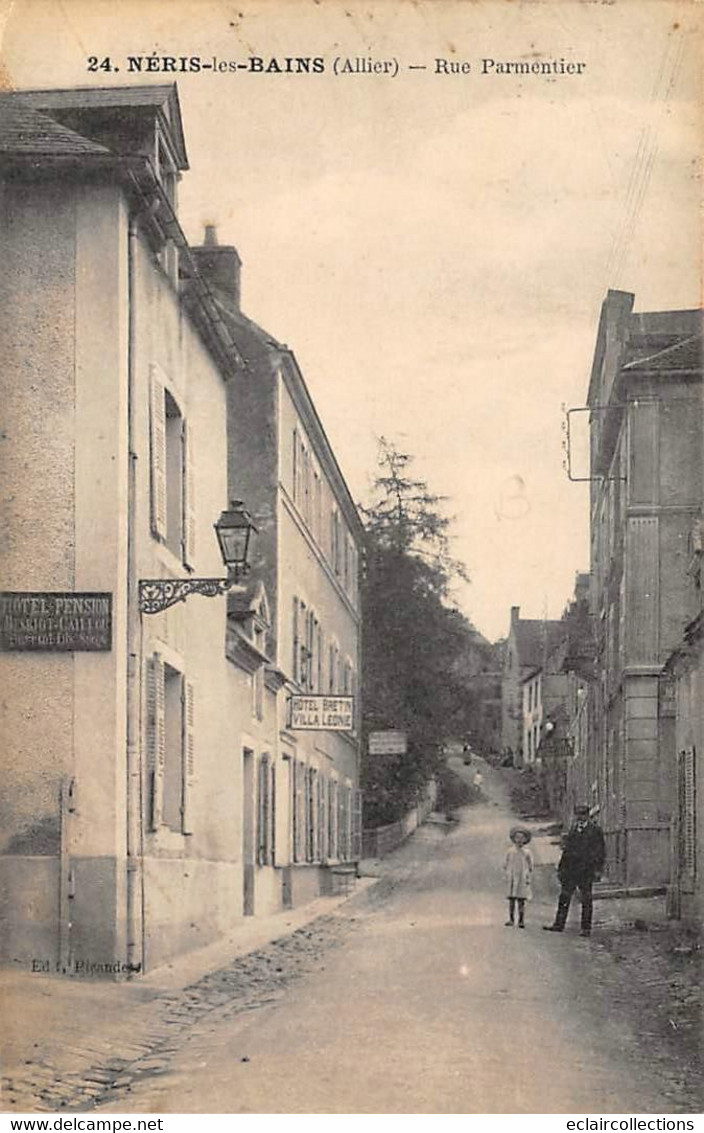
[98, 759, 679, 1113]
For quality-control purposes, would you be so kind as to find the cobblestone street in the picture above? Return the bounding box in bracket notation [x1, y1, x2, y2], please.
[2, 760, 701, 1115]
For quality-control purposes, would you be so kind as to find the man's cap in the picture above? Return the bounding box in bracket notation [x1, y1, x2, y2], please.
[574, 804, 590, 817]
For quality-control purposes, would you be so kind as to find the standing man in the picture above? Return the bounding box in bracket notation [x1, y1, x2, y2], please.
[543, 804, 605, 937]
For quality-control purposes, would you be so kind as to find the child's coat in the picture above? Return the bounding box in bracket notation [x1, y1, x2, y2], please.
[504, 844, 534, 899]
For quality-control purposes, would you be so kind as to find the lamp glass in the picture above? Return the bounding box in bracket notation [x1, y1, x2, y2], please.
[218, 526, 249, 567]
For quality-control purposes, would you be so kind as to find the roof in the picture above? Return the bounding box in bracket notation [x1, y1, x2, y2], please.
[0, 84, 188, 168]
[210, 292, 364, 539]
[0, 101, 112, 157]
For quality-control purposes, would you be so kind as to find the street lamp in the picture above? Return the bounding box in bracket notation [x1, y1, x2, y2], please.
[139, 500, 257, 615]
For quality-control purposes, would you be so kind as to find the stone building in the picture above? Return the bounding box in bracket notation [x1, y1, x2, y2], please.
[189, 228, 364, 916]
[501, 606, 564, 765]
[585, 290, 702, 886]
[0, 84, 362, 975]
[662, 360, 703, 923]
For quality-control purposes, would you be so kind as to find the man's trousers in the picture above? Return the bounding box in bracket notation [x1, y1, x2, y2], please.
[555, 876, 594, 933]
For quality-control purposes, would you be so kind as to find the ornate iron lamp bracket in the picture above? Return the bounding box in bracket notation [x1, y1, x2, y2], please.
[139, 574, 246, 615]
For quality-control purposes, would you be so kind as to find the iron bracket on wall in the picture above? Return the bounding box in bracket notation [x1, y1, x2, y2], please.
[139, 576, 245, 614]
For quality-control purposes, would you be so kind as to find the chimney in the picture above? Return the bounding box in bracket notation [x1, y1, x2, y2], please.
[510, 606, 520, 626]
[191, 224, 242, 311]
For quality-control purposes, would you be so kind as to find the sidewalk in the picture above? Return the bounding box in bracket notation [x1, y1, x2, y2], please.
[1, 882, 374, 1112]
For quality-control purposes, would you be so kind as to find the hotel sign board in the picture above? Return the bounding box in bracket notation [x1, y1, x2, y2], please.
[368, 730, 408, 756]
[0, 592, 112, 652]
[289, 695, 354, 731]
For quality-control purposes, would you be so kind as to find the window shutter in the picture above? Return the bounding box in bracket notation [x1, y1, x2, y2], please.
[338, 785, 347, 861]
[292, 598, 299, 684]
[305, 768, 313, 862]
[351, 788, 363, 860]
[181, 679, 195, 834]
[292, 427, 298, 500]
[181, 419, 196, 569]
[329, 779, 338, 859]
[270, 760, 276, 865]
[257, 757, 269, 865]
[146, 654, 165, 830]
[293, 760, 305, 863]
[149, 369, 167, 541]
[317, 774, 326, 862]
[679, 746, 696, 891]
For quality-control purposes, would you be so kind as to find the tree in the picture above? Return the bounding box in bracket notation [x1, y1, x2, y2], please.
[360, 439, 478, 826]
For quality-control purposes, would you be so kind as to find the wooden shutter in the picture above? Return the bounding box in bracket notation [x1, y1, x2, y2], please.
[146, 654, 165, 830]
[351, 787, 363, 860]
[318, 775, 326, 861]
[293, 760, 305, 862]
[338, 785, 346, 861]
[149, 369, 167, 541]
[181, 419, 196, 569]
[292, 598, 299, 684]
[257, 756, 269, 865]
[679, 747, 696, 892]
[181, 679, 195, 834]
[270, 760, 276, 865]
[329, 779, 338, 859]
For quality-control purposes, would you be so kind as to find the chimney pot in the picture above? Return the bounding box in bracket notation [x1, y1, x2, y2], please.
[203, 224, 218, 246]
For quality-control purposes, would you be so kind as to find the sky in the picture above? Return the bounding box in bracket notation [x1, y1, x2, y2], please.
[1, 0, 701, 641]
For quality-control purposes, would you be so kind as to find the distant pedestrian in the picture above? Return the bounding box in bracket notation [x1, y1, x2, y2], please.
[504, 826, 533, 928]
[543, 804, 605, 937]
[473, 769, 483, 790]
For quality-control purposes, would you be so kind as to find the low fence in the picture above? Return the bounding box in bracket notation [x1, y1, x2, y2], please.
[361, 781, 437, 859]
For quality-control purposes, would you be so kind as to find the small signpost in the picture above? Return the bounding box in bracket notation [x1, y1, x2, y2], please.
[289, 695, 354, 731]
[368, 730, 408, 756]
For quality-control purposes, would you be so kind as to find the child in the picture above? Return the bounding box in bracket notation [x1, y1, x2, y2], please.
[504, 826, 533, 928]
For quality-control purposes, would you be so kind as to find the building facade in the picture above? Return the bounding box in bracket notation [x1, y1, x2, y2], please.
[585, 290, 702, 886]
[0, 85, 362, 975]
[501, 606, 564, 765]
[190, 229, 365, 916]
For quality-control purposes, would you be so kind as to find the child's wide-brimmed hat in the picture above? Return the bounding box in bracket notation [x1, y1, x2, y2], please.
[509, 825, 532, 844]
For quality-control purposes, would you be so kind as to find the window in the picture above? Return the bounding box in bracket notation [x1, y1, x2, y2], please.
[256, 755, 275, 865]
[317, 774, 327, 862]
[149, 368, 194, 567]
[292, 597, 300, 683]
[331, 507, 341, 575]
[292, 427, 298, 500]
[338, 784, 351, 861]
[293, 760, 306, 863]
[347, 539, 358, 598]
[146, 654, 194, 834]
[305, 766, 318, 862]
[678, 746, 696, 890]
[328, 779, 338, 859]
[329, 641, 339, 694]
[313, 470, 322, 542]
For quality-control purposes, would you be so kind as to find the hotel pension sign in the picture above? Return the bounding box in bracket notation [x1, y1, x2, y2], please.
[0, 592, 113, 652]
[289, 695, 354, 731]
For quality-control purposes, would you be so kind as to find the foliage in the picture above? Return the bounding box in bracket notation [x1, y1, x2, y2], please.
[360, 438, 480, 827]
